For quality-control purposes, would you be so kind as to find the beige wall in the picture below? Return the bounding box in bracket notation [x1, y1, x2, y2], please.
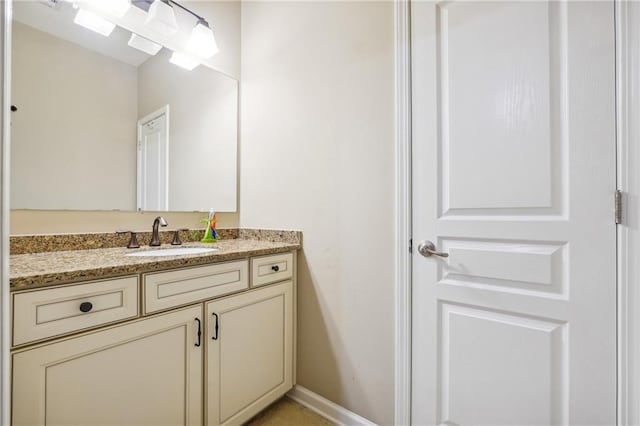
[239, 2, 395, 424]
[11, 22, 138, 211]
[138, 49, 238, 212]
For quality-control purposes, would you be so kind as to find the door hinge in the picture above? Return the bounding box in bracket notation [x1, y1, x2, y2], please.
[409, 238, 413, 253]
[615, 189, 623, 225]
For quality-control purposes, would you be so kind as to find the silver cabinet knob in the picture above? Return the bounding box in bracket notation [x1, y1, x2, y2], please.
[417, 241, 449, 258]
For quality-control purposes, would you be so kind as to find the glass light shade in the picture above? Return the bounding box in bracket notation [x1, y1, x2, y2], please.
[169, 51, 200, 71]
[145, 0, 178, 36]
[187, 22, 219, 59]
[73, 8, 115, 37]
[128, 33, 162, 55]
[86, 0, 131, 18]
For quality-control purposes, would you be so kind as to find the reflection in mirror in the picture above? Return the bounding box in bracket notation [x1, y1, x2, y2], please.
[10, 1, 238, 212]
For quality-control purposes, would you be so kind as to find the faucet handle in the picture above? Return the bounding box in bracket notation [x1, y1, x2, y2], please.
[171, 229, 189, 246]
[116, 230, 141, 249]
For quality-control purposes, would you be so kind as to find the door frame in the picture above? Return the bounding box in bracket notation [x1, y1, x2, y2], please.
[136, 105, 170, 211]
[394, 0, 412, 424]
[394, 1, 638, 424]
[0, 0, 10, 424]
[616, 1, 640, 424]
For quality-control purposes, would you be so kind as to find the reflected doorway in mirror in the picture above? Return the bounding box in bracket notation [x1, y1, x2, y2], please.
[137, 105, 169, 211]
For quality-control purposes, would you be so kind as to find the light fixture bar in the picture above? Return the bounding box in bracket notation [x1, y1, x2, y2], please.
[166, 0, 207, 25]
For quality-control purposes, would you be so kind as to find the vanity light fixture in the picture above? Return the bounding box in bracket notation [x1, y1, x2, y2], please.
[84, 0, 131, 18]
[107, 0, 131, 17]
[160, 0, 219, 59]
[73, 8, 115, 36]
[145, 0, 179, 36]
[169, 51, 200, 71]
[128, 33, 162, 55]
[187, 19, 219, 59]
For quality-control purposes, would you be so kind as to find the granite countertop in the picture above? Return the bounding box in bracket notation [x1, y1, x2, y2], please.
[10, 239, 300, 291]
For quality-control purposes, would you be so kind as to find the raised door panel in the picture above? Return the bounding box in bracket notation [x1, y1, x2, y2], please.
[12, 305, 203, 426]
[206, 281, 293, 426]
[439, 303, 566, 425]
[438, 0, 565, 216]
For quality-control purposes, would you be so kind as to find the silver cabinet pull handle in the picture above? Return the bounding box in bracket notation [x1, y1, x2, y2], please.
[417, 241, 449, 258]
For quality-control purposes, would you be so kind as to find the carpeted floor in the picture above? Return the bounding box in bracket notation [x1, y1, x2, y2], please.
[246, 397, 334, 426]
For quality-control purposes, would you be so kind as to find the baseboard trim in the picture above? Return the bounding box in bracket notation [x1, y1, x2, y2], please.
[287, 385, 377, 426]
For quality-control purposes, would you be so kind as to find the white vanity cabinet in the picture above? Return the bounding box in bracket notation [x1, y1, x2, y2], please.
[12, 305, 204, 426]
[11, 251, 297, 426]
[206, 280, 294, 425]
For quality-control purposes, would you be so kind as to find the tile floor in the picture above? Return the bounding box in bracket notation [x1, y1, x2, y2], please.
[246, 397, 334, 426]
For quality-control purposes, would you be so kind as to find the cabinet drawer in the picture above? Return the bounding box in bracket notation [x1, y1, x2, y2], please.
[12, 276, 139, 346]
[251, 253, 293, 287]
[143, 260, 249, 314]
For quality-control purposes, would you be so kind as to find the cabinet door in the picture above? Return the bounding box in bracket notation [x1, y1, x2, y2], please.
[12, 305, 203, 426]
[206, 281, 293, 425]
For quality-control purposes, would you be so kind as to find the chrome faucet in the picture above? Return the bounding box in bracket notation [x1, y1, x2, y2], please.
[150, 216, 168, 246]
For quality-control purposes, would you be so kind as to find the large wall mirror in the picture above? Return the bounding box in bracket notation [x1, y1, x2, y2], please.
[10, 0, 238, 212]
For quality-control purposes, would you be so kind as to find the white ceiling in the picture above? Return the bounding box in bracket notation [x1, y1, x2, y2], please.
[13, 0, 154, 67]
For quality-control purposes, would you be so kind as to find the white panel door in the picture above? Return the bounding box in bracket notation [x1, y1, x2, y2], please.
[411, 1, 616, 425]
[137, 106, 169, 211]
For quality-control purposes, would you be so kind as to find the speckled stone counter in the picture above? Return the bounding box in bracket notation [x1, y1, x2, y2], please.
[11, 232, 301, 291]
[10, 228, 300, 254]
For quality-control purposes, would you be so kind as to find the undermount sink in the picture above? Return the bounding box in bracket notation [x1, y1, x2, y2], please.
[125, 247, 219, 257]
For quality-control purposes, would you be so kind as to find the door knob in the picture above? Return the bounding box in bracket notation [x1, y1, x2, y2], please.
[417, 241, 449, 258]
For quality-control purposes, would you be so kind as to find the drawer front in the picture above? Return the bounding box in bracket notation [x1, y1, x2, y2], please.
[251, 253, 294, 287]
[13, 276, 139, 346]
[143, 260, 249, 314]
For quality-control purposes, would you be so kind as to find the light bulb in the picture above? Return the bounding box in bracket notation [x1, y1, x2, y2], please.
[73, 8, 115, 37]
[145, 0, 179, 36]
[169, 51, 200, 71]
[187, 21, 219, 59]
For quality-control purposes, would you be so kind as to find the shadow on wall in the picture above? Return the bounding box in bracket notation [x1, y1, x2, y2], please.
[296, 250, 373, 419]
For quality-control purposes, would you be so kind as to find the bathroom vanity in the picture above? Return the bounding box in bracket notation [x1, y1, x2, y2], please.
[9, 230, 300, 426]
[6, 2, 285, 424]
